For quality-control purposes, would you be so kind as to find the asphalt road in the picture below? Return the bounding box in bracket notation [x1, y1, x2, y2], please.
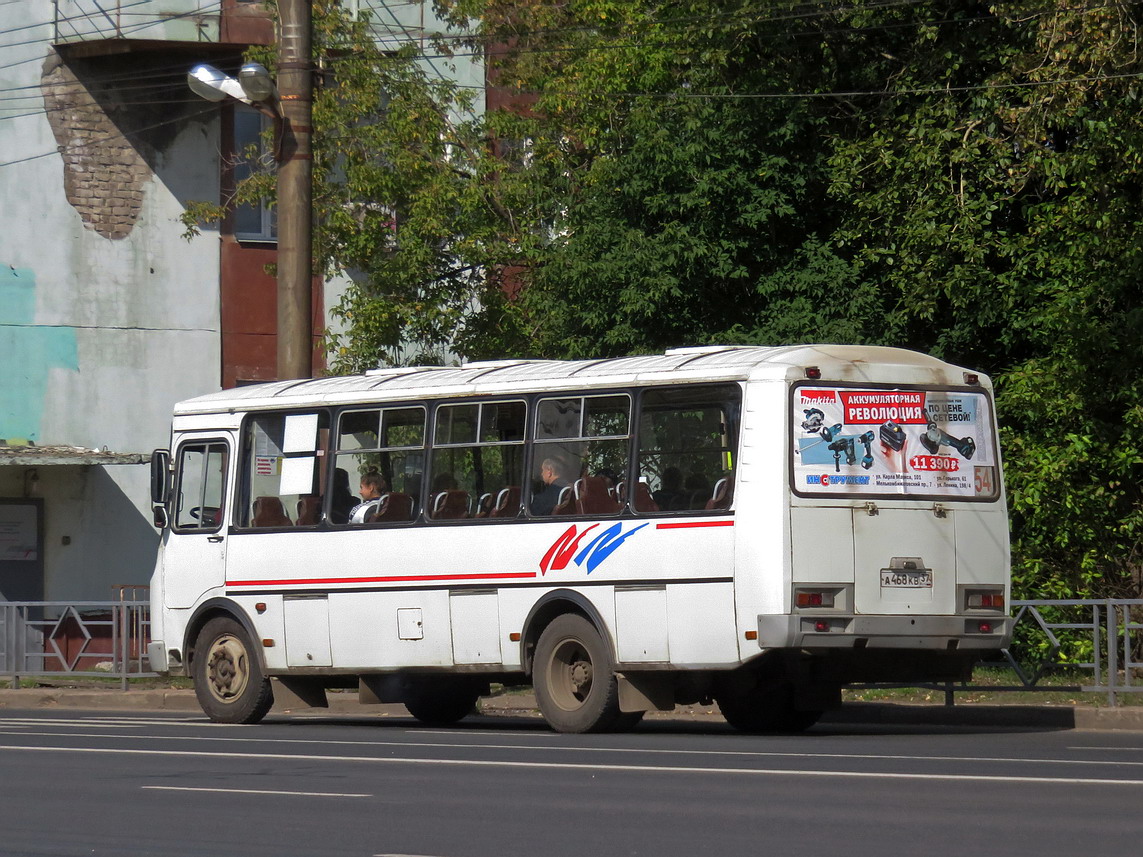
[0, 709, 1141, 857]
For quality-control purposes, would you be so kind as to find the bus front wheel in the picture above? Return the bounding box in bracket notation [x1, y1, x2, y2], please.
[534, 614, 624, 733]
[193, 616, 274, 724]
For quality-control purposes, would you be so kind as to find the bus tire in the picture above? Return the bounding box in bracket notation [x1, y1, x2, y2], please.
[534, 614, 623, 733]
[403, 679, 481, 726]
[193, 616, 274, 724]
[715, 683, 821, 734]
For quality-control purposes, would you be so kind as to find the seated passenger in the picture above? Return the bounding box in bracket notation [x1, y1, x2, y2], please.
[350, 472, 388, 523]
[329, 468, 357, 524]
[531, 457, 570, 516]
[652, 466, 687, 511]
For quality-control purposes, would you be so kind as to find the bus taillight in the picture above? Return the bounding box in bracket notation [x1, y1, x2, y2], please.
[965, 589, 1005, 610]
[795, 589, 835, 609]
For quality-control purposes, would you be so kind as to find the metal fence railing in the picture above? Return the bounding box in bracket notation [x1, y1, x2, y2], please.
[858, 599, 1143, 706]
[2, 596, 1142, 704]
[1, 600, 156, 691]
[992, 599, 1143, 706]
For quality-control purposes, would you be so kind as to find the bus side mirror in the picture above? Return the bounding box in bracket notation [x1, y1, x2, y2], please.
[150, 449, 170, 529]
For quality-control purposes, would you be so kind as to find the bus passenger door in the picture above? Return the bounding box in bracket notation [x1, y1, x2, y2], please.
[162, 436, 232, 609]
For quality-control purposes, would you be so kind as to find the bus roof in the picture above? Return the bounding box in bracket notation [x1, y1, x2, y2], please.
[173, 344, 984, 415]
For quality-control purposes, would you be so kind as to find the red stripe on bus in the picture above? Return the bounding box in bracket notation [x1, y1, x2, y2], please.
[655, 520, 735, 529]
[226, 571, 539, 587]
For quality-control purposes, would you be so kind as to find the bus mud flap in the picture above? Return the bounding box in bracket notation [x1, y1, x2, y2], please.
[617, 672, 674, 713]
[359, 674, 405, 705]
[272, 676, 329, 709]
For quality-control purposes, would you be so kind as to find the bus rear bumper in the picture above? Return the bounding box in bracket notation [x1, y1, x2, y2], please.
[756, 613, 1012, 651]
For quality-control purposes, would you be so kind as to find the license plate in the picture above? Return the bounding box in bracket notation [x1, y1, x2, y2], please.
[880, 569, 933, 588]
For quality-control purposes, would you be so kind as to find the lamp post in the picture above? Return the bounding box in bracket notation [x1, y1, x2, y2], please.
[188, 18, 313, 381]
[274, 0, 314, 381]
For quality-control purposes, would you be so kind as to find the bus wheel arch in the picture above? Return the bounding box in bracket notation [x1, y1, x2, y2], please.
[520, 590, 613, 677]
[184, 599, 266, 675]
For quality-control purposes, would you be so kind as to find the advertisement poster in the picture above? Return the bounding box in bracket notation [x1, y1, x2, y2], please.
[792, 386, 998, 499]
[0, 503, 38, 561]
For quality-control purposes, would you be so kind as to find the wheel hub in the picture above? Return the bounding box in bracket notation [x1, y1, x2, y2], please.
[205, 635, 247, 700]
[210, 651, 235, 691]
[570, 659, 592, 692]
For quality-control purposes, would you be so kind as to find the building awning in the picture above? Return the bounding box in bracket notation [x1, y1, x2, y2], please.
[0, 445, 146, 467]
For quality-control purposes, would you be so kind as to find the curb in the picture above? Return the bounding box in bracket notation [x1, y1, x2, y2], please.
[2, 687, 1142, 731]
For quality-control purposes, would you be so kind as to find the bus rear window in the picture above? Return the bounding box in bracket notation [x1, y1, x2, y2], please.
[791, 385, 999, 500]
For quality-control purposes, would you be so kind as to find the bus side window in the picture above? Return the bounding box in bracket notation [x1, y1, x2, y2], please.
[636, 384, 741, 514]
[429, 400, 526, 521]
[239, 411, 329, 529]
[530, 395, 629, 517]
[333, 406, 425, 525]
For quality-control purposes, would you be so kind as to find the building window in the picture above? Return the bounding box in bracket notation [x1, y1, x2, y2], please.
[232, 105, 276, 242]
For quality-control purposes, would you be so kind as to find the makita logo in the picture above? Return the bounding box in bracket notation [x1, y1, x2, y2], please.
[807, 474, 871, 486]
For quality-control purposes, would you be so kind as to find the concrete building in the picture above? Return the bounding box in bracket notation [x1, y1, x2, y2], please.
[0, 1, 483, 604]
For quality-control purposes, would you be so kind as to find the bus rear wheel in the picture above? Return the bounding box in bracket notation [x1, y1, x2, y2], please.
[193, 617, 274, 724]
[715, 682, 821, 734]
[534, 614, 624, 733]
[403, 678, 482, 726]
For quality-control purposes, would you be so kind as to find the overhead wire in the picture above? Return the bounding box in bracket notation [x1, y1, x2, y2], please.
[0, 0, 169, 41]
[0, 102, 218, 169]
[0, 0, 1126, 94]
[1, 0, 1138, 162]
[0, 1, 224, 70]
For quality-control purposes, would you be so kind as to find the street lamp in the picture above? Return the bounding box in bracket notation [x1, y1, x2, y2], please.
[188, 62, 277, 110]
[187, 55, 313, 381]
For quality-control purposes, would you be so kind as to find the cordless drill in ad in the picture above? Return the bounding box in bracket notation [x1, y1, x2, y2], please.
[827, 430, 875, 472]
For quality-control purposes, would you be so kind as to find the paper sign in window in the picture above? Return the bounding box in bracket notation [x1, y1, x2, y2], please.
[280, 455, 315, 495]
[282, 413, 319, 454]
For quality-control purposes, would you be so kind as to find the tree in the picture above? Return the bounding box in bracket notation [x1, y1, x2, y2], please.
[440, 0, 900, 357]
[183, 1, 526, 371]
[827, 1, 1143, 599]
[443, 0, 1143, 599]
[197, 1, 1143, 600]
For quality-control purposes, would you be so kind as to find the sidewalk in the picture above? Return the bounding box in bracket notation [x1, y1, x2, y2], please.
[2, 685, 1143, 731]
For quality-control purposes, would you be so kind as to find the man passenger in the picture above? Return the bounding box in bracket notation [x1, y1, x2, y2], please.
[531, 457, 570, 516]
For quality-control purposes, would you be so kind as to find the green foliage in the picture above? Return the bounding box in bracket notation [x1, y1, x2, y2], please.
[198, 1, 1143, 602]
[442, 0, 1143, 601]
[183, 1, 527, 370]
[823, 1, 1143, 600]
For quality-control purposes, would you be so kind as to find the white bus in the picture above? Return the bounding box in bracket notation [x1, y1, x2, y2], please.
[146, 344, 1011, 733]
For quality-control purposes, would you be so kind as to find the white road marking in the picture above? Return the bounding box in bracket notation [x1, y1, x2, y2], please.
[0, 729, 1141, 770]
[413, 730, 553, 738]
[0, 718, 141, 729]
[142, 785, 370, 798]
[3, 743, 1143, 786]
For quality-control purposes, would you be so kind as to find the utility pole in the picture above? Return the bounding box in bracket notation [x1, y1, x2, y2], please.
[275, 0, 313, 380]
